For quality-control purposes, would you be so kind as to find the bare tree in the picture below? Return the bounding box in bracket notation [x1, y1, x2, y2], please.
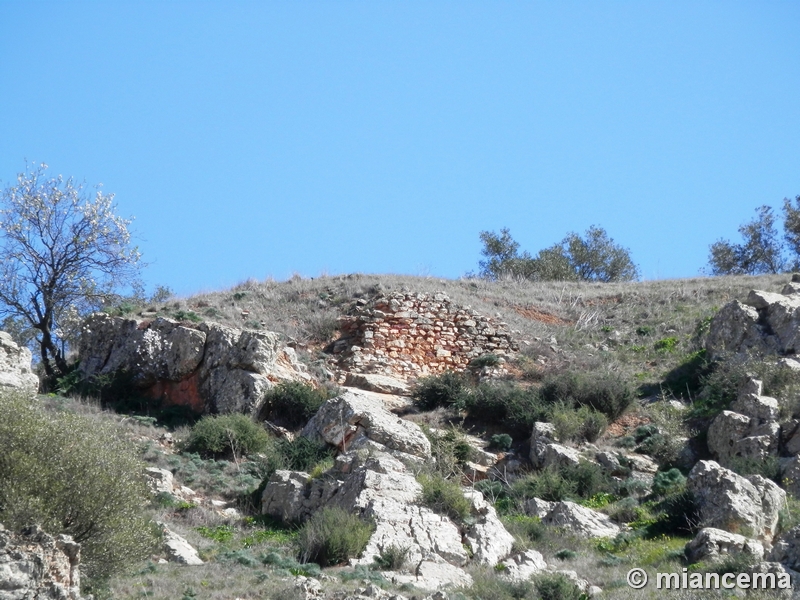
[0, 163, 141, 378]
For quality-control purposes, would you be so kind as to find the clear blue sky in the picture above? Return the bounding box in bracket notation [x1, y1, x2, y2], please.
[2, 1, 799, 295]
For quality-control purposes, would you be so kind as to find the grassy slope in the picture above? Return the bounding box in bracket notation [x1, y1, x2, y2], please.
[91, 273, 796, 598]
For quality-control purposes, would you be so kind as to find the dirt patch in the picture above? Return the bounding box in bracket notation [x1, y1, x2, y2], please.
[605, 413, 652, 438]
[511, 305, 572, 326]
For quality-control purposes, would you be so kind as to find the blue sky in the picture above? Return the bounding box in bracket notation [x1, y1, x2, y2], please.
[1, 1, 799, 295]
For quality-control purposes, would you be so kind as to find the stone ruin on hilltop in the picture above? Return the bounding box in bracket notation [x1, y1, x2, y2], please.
[331, 291, 518, 379]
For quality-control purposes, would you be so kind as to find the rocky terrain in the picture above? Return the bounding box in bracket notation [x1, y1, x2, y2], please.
[9, 273, 800, 598]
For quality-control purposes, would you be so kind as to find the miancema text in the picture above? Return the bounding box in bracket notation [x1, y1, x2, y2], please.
[657, 569, 791, 590]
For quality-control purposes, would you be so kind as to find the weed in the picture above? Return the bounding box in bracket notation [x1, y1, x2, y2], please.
[296, 507, 375, 566]
[417, 473, 472, 521]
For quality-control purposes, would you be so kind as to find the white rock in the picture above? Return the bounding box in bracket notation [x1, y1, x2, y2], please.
[144, 467, 175, 495]
[688, 460, 785, 543]
[498, 550, 547, 581]
[462, 489, 515, 565]
[685, 527, 765, 563]
[0, 331, 39, 394]
[542, 502, 620, 539]
[158, 523, 203, 565]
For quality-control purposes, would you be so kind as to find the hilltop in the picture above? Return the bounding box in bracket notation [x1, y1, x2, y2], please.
[3, 272, 800, 600]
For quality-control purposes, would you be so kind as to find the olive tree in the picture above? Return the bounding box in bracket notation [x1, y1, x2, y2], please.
[478, 226, 638, 282]
[708, 200, 800, 275]
[0, 163, 141, 377]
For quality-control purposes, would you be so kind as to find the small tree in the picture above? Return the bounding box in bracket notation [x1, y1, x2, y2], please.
[478, 226, 638, 282]
[0, 163, 141, 377]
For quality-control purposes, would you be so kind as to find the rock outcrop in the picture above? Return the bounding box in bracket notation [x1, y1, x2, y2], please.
[539, 501, 621, 539]
[706, 279, 800, 359]
[262, 391, 518, 590]
[157, 522, 203, 566]
[707, 379, 781, 464]
[78, 313, 310, 414]
[333, 292, 517, 379]
[0, 524, 82, 600]
[688, 460, 785, 543]
[0, 331, 38, 394]
[685, 527, 765, 563]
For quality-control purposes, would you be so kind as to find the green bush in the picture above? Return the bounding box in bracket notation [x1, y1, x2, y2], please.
[261, 381, 330, 428]
[465, 381, 546, 435]
[513, 462, 614, 503]
[0, 391, 157, 582]
[489, 433, 513, 452]
[412, 371, 471, 411]
[277, 436, 336, 472]
[184, 414, 271, 458]
[651, 469, 686, 497]
[296, 507, 375, 566]
[549, 403, 607, 443]
[534, 573, 583, 600]
[417, 473, 472, 521]
[540, 370, 634, 421]
[373, 544, 410, 570]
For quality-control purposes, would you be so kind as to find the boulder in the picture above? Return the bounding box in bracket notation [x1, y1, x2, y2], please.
[731, 391, 779, 423]
[78, 313, 310, 414]
[688, 460, 785, 543]
[707, 410, 779, 464]
[0, 331, 39, 394]
[523, 498, 555, 519]
[388, 555, 473, 591]
[498, 550, 548, 582]
[344, 373, 410, 396]
[462, 489, 515, 565]
[0, 524, 82, 600]
[705, 301, 768, 359]
[685, 527, 765, 563]
[782, 456, 800, 498]
[540, 443, 581, 470]
[542, 501, 621, 539]
[158, 522, 203, 566]
[144, 467, 175, 495]
[770, 525, 800, 571]
[530, 422, 557, 467]
[302, 389, 431, 458]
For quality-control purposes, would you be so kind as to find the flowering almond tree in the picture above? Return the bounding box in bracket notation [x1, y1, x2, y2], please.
[0, 163, 141, 378]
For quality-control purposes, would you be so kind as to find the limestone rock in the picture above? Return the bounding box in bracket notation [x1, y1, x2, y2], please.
[688, 460, 785, 543]
[523, 498, 554, 519]
[731, 391, 779, 423]
[144, 467, 175, 495]
[158, 522, 203, 565]
[0, 331, 39, 394]
[770, 526, 800, 571]
[388, 555, 473, 591]
[542, 501, 621, 539]
[705, 300, 768, 359]
[781, 456, 800, 498]
[707, 409, 779, 464]
[302, 389, 431, 458]
[462, 489, 515, 565]
[78, 313, 310, 415]
[498, 550, 548, 582]
[0, 524, 82, 600]
[530, 422, 557, 467]
[540, 443, 581, 470]
[344, 373, 410, 396]
[685, 527, 765, 563]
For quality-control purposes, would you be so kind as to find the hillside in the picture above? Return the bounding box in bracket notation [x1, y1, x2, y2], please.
[3, 272, 800, 600]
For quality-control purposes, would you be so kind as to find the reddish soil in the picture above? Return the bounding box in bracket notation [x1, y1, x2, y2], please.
[511, 305, 572, 326]
[147, 371, 205, 413]
[605, 413, 652, 438]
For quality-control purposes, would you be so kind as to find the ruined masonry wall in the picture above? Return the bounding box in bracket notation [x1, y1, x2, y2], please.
[334, 292, 517, 378]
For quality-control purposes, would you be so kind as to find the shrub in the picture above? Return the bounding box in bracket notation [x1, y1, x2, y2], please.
[651, 469, 687, 497]
[0, 391, 157, 582]
[277, 436, 336, 472]
[261, 382, 330, 429]
[534, 573, 583, 600]
[540, 370, 635, 420]
[296, 507, 375, 566]
[469, 354, 502, 368]
[184, 414, 271, 458]
[412, 371, 471, 411]
[373, 544, 410, 570]
[417, 473, 472, 521]
[489, 433, 513, 452]
[501, 515, 545, 550]
[465, 381, 546, 435]
[549, 403, 607, 443]
[513, 467, 577, 502]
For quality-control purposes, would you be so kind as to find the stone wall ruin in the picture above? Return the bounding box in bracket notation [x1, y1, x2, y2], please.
[332, 291, 517, 379]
